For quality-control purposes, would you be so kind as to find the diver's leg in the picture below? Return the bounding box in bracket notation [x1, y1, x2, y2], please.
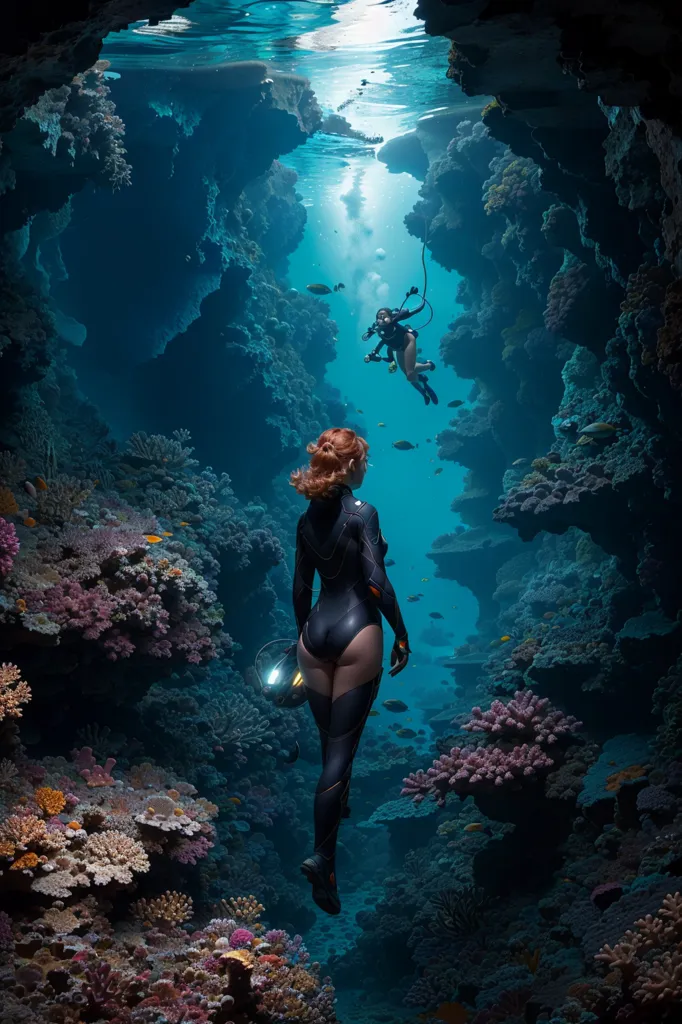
[302, 625, 383, 914]
[298, 635, 334, 764]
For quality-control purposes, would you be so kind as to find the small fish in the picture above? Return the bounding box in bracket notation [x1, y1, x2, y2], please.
[283, 741, 300, 764]
[489, 635, 511, 648]
[429, 611, 444, 619]
[377, 421, 386, 427]
[396, 728, 417, 738]
[227, 797, 241, 805]
[35, 477, 48, 491]
[447, 400, 464, 409]
[576, 435, 597, 446]
[23, 517, 37, 528]
[500, 635, 511, 642]
[385, 558, 395, 566]
[463, 822, 485, 833]
[145, 535, 164, 544]
[24, 481, 37, 499]
[356, 409, 364, 414]
[361, 78, 368, 85]
[421, 577, 429, 583]
[162, 531, 173, 537]
[333, 282, 345, 291]
[543, 611, 556, 620]
[452, 605, 458, 609]
[512, 458, 528, 466]
[179, 521, 190, 527]
[580, 421, 617, 437]
[406, 595, 421, 603]
[434, 467, 443, 475]
[306, 283, 333, 295]
[426, 438, 432, 443]
[368, 709, 380, 717]
[233, 820, 250, 833]
[392, 440, 418, 451]
[383, 699, 408, 713]
[15, 598, 27, 613]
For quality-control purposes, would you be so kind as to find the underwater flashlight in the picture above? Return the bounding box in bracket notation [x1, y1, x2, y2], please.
[254, 639, 308, 709]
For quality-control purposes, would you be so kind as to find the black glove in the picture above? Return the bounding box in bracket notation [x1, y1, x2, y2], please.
[389, 637, 410, 677]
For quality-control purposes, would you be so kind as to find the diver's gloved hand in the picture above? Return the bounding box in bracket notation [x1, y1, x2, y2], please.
[364, 351, 382, 363]
[389, 637, 410, 677]
[388, 361, 397, 374]
[409, 285, 419, 296]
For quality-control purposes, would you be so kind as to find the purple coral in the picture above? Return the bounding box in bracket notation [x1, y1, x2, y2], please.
[169, 835, 214, 865]
[0, 517, 19, 576]
[27, 581, 117, 640]
[228, 927, 255, 949]
[401, 743, 554, 805]
[463, 691, 582, 745]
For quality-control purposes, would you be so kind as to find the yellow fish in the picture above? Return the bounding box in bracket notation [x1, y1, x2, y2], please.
[35, 476, 48, 491]
[463, 822, 484, 832]
[23, 517, 37, 528]
[162, 531, 173, 537]
[227, 797, 241, 805]
[500, 635, 511, 642]
[179, 522, 190, 527]
[145, 535, 163, 544]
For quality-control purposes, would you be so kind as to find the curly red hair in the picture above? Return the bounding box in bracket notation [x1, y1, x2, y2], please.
[290, 428, 369, 500]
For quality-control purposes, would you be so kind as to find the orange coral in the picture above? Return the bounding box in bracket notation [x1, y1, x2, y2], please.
[0, 487, 19, 515]
[35, 787, 67, 816]
[10, 851, 40, 871]
[0, 840, 16, 857]
[0, 663, 32, 721]
[605, 764, 648, 792]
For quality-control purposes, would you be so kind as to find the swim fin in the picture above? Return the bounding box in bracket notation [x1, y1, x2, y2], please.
[419, 373, 438, 405]
[411, 380, 430, 405]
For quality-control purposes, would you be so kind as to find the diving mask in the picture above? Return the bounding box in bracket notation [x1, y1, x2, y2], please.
[254, 639, 308, 708]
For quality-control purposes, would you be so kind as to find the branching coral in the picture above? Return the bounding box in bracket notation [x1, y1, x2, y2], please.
[596, 892, 682, 1008]
[126, 429, 198, 468]
[133, 890, 193, 925]
[463, 690, 581, 745]
[0, 516, 19, 575]
[0, 663, 31, 721]
[402, 743, 554, 804]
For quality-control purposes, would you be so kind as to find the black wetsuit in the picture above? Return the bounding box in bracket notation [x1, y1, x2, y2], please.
[366, 303, 438, 405]
[293, 485, 408, 910]
[293, 485, 407, 659]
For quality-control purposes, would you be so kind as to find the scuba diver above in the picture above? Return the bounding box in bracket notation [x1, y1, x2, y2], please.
[362, 219, 438, 405]
[363, 292, 438, 405]
[290, 428, 409, 915]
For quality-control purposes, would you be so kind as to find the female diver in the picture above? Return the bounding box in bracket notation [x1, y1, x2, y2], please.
[363, 294, 438, 405]
[290, 427, 409, 914]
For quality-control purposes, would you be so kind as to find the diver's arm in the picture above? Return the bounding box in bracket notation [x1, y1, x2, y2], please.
[394, 298, 426, 323]
[293, 515, 315, 635]
[357, 505, 408, 644]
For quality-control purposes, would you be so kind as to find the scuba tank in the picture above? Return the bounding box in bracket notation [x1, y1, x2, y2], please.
[254, 639, 308, 709]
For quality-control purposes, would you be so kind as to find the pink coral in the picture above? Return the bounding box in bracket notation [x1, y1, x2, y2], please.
[401, 743, 554, 805]
[27, 581, 117, 640]
[0, 516, 19, 575]
[229, 927, 255, 949]
[80, 755, 117, 787]
[169, 835, 214, 865]
[463, 690, 581, 745]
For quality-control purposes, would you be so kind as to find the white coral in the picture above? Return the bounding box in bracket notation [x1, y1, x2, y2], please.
[84, 830, 150, 885]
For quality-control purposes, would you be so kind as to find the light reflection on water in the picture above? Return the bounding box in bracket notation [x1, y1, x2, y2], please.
[103, 0, 456, 141]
